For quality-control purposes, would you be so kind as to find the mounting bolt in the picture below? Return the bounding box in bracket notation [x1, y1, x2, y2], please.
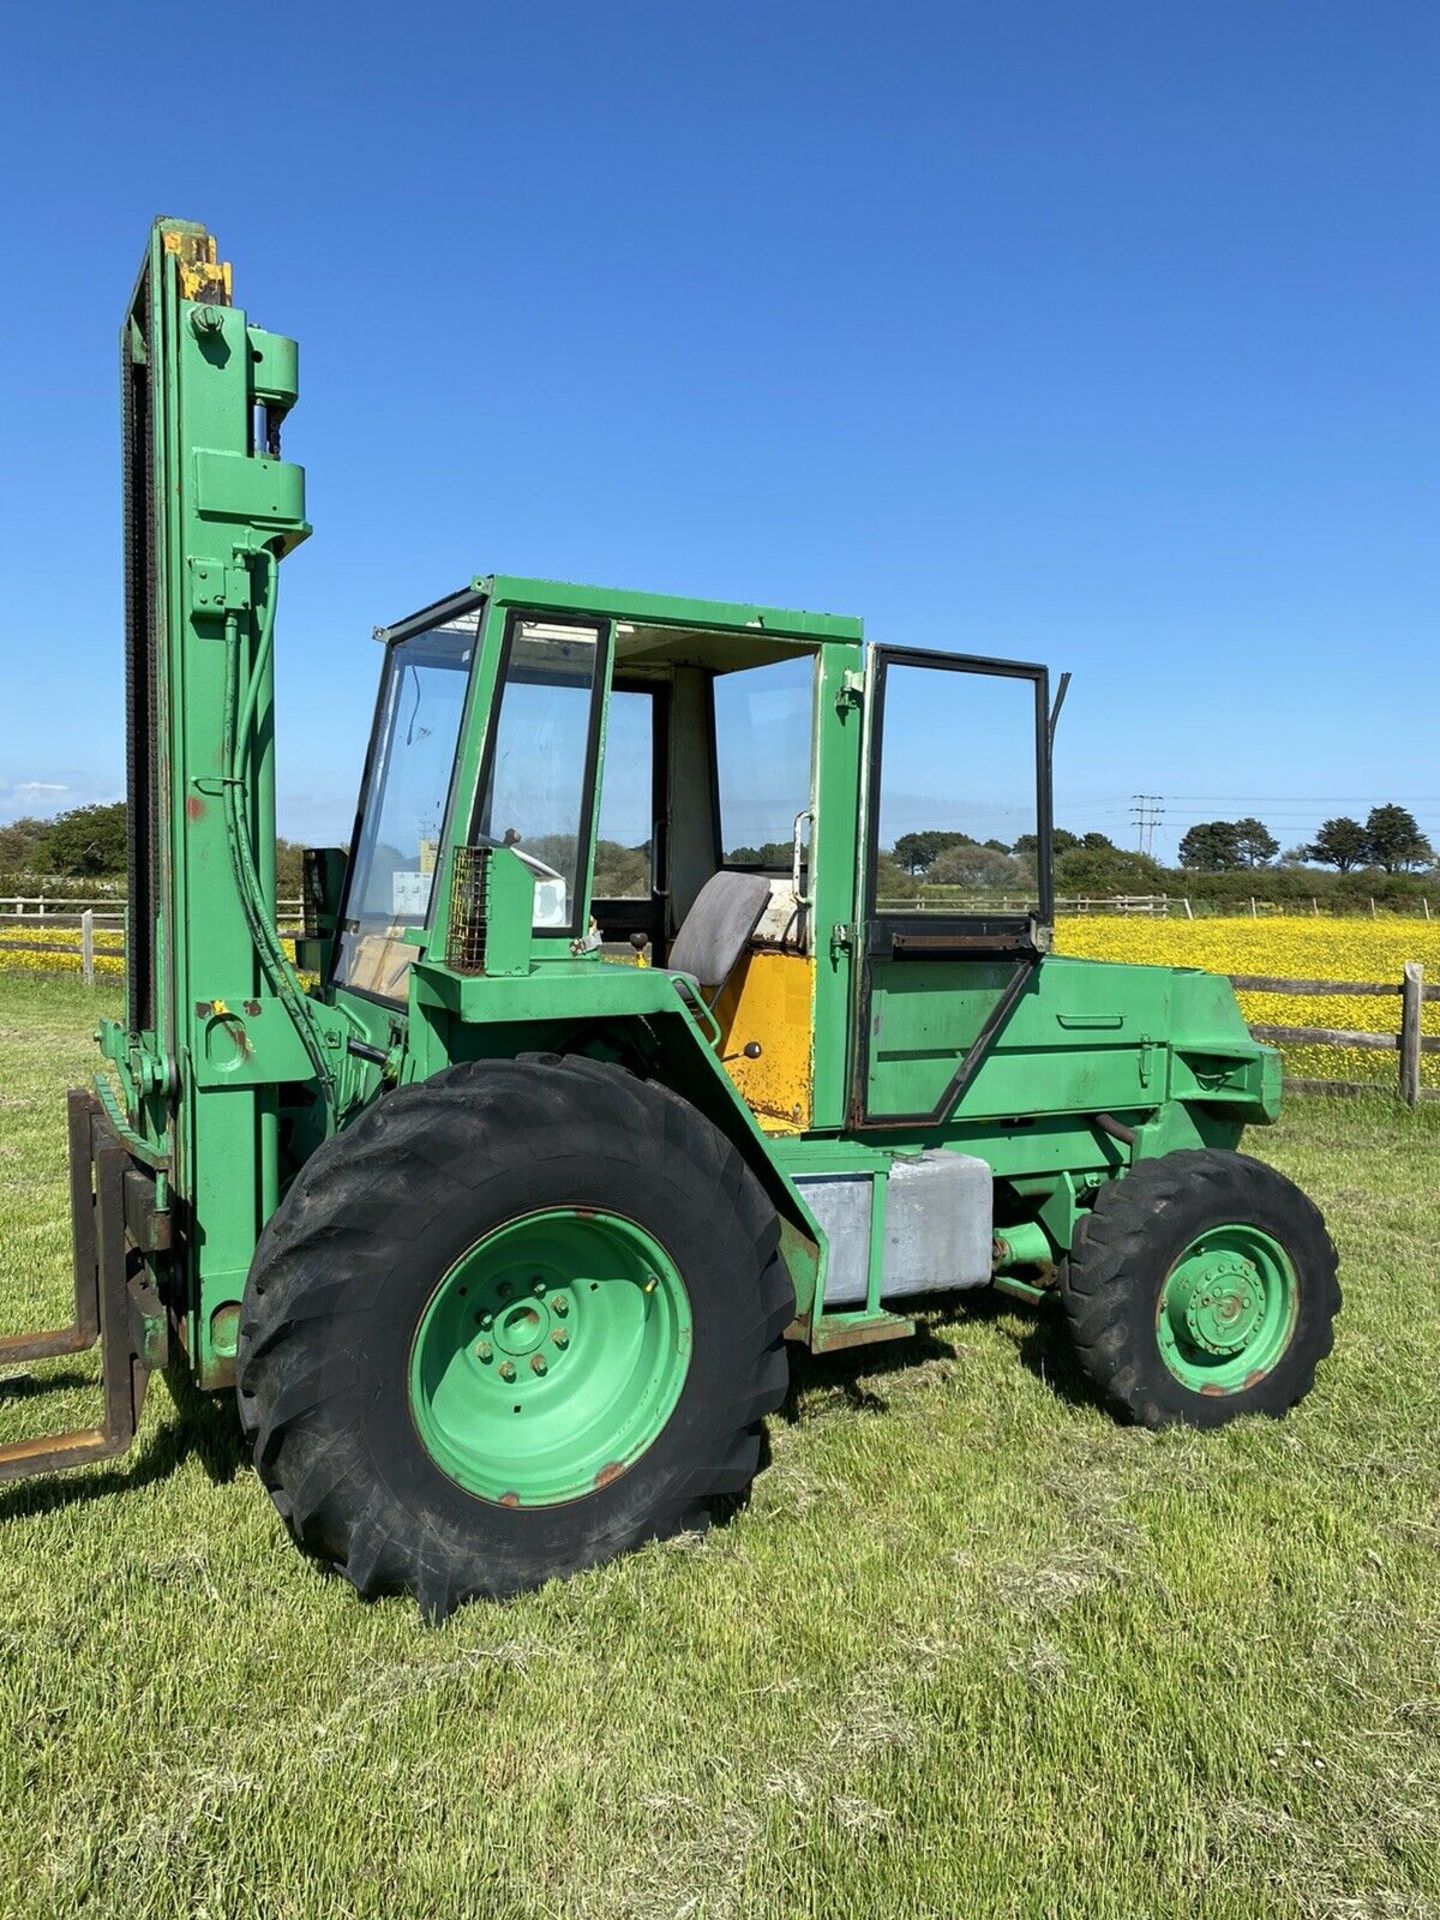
[552, 1327, 569, 1350]
[644, 1275, 658, 1294]
[530, 1354, 548, 1376]
[476, 1342, 492, 1362]
[479, 1311, 493, 1329]
[553, 1296, 569, 1318]
[190, 304, 224, 338]
[498, 1360, 516, 1382]
[532, 1277, 547, 1297]
[498, 1281, 513, 1301]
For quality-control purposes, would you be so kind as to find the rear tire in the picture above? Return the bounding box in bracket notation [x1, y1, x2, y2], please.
[236, 1057, 792, 1617]
[1060, 1148, 1340, 1430]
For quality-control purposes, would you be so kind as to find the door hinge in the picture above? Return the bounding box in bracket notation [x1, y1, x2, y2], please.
[836, 670, 865, 713]
[830, 922, 855, 960]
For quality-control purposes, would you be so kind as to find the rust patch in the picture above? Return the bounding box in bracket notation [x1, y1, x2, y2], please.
[1242, 1368, 1267, 1390]
[499, 1490, 521, 1509]
[185, 795, 205, 822]
[1200, 1385, 1226, 1397]
[594, 1461, 626, 1490]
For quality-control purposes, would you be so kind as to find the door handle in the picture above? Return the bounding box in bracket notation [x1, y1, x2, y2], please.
[791, 809, 814, 910]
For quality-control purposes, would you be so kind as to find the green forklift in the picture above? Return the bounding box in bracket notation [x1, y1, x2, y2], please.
[0, 219, 1339, 1617]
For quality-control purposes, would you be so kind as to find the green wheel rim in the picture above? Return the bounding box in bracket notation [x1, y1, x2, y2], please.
[1155, 1223, 1299, 1394]
[408, 1208, 692, 1507]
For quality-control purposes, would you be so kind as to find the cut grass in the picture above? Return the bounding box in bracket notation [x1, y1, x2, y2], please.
[1, 976, 1438, 1919]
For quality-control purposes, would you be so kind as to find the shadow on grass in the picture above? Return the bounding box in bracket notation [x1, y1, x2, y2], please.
[782, 1291, 1108, 1424]
[0, 1361, 248, 1526]
[958, 1288, 1102, 1413]
[781, 1324, 960, 1421]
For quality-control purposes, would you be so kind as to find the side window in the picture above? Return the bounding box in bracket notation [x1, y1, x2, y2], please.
[713, 655, 815, 867]
[873, 661, 1044, 912]
[594, 690, 655, 899]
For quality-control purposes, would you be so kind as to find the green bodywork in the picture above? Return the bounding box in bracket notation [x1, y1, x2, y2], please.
[109, 219, 1282, 1392]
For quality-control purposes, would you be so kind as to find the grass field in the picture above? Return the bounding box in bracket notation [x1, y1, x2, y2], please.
[2, 977, 1439, 1919]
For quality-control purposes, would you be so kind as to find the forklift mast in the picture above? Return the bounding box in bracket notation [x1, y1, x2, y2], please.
[106, 218, 328, 1383]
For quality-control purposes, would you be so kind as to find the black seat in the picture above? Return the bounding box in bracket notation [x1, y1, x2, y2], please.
[664, 871, 772, 1008]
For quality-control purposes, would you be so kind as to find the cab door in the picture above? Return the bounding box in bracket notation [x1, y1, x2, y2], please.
[851, 647, 1053, 1128]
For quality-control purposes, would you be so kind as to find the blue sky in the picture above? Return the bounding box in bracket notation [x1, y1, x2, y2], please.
[1, 1, 1435, 861]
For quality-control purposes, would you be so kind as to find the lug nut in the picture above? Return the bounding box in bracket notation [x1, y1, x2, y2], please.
[479, 1311, 493, 1329]
[498, 1360, 516, 1382]
[552, 1328, 569, 1350]
[530, 1354, 548, 1376]
[476, 1342, 492, 1362]
[532, 1278, 547, 1297]
[553, 1296, 569, 1318]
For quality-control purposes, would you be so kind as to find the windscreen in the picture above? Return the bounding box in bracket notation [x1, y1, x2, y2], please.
[333, 608, 480, 1000]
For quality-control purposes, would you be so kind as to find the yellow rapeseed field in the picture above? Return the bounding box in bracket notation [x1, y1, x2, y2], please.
[3, 914, 1434, 1088]
[1057, 914, 1440, 1090]
[0, 926, 123, 979]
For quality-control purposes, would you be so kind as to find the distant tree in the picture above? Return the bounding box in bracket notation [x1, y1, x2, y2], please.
[1279, 844, 1312, 867]
[0, 815, 52, 874]
[927, 844, 1021, 890]
[1014, 829, 1098, 856]
[724, 840, 793, 867]
[591, 839, 650, 896]
[891, 829, 976, 875]
[275, 838, 306, 895]
[1178, 821, 1244, 871]
[1054, 845, 1165, 893]
[1079, 831, 1116, 852]
[42, 802, 128, 877]
[873, 852, 922, 904]
[1233, 816, 1280, 868]
[1308, 816, 1368, 873]
[982, 838, 1011, 854]
[1364, 804, 1432, 874]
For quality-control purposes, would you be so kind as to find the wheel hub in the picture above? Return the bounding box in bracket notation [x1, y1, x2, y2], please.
[1155, 1224, 1299, 1393]
[1181, 1255, 1264, 1355]
[409, 1209, 692, 1507]
[491, 1297, 554, 1359]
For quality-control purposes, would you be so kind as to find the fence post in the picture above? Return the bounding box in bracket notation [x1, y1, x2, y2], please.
[80, 909, 95, 989]
[1183, 897, 1193, 920]
[1400, 963, 1423, 1108]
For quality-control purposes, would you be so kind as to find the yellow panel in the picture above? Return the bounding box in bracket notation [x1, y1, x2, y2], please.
[163, 227, 233, 304]
[714, 952, 815, 1134]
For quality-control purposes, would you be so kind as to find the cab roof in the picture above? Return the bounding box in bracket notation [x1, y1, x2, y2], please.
[475, 574, 864, 645]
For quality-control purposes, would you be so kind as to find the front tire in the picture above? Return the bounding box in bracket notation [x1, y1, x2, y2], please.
[1060, 1149, 1340, 1429]
[236, 1057, 792, 1617]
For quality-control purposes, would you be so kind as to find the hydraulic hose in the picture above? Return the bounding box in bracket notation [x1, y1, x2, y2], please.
[222, 548, 337, 1123]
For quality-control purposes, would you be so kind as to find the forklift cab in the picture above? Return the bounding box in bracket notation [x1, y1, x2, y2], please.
[328, 577, 1052, 1138]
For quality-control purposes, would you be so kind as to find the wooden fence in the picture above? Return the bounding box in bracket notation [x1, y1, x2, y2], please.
[1230, 963, 1436, 1106]
[0, 901, 305, 986]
